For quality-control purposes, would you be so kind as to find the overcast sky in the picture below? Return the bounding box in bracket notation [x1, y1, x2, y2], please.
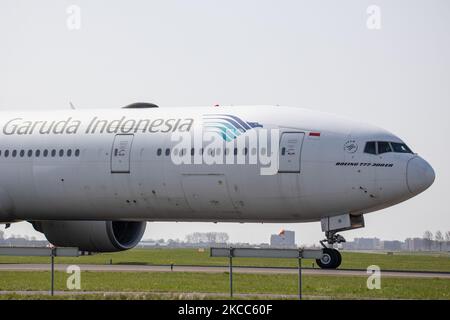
[0, 0, 449, 245]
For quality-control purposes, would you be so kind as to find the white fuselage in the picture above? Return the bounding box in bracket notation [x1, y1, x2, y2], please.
[0, 106, 434, 224]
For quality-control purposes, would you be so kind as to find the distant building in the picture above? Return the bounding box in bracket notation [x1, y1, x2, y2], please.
[270, 230, 295, 248]
[354, 237, 381, 250]
[138, 241, 167, 248]
[405, 238, 425, 251]
[342, 237, 381, 250]
[341, 241, 356, 250]
[382, 240, 403, 251]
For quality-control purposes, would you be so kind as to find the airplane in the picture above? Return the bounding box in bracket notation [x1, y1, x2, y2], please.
[0, 103, 435, 269]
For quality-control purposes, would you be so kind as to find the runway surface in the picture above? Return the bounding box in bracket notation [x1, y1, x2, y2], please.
[0, 263, 449, 278]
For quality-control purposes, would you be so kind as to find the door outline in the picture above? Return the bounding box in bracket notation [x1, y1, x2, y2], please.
[278, 131, 305, 173]
[111, 134, 134, 173]
[181, 174, 237, 213]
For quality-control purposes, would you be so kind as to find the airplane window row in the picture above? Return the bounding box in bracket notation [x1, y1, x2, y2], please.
[364, 141, 413, 155]
[156, 147, 268, 157]
[0, 149, 81, 158]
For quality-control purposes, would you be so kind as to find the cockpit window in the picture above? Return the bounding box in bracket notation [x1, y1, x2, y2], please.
[377, 142, 392, 154]
[364, 142, 377, 155]
[364, 141, 413, 155]
[391, 142, 413, 153]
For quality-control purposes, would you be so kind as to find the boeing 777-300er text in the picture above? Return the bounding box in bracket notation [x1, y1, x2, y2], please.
[0, 103, 435, 268]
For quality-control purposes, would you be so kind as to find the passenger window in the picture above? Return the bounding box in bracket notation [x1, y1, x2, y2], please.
[59, 150, 64, 157]
[4, 150, 9, 158]
[35, 150, 40, 157]
[43, 150, 49, 157]
[12, 150, 17, 157]
[165, 148, 170, 156]
[75, 149, 80, 157]
[364, 142, 377, 155]
[51, 150, 56, 157]
[27, 150, 33, 157]
[157, 148, 162, 156]
[377, 142, 392, 154]
[67, 149, 72, 157]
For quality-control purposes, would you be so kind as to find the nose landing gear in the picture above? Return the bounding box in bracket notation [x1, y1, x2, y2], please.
[316, 231, 346, 269]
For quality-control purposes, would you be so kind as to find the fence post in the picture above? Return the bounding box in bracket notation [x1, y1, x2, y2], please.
[229, 247, 233, 298]
[298, 250, 302, 300]
[51, 248, 55, 296]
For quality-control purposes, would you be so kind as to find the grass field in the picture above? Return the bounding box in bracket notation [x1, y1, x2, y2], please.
[0, 271, 449, 300]
[0, 248, 449, 272]
[0, 249, 449, 300]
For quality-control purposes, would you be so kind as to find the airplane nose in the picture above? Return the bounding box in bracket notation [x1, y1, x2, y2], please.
[406, 157, 435, 194]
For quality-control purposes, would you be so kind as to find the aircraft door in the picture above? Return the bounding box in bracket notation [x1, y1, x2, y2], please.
[278, 132, 305, 173]
[111, 134, 134, 173]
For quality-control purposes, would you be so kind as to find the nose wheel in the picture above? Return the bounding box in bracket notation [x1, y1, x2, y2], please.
[316, 248, 342, 269]
[316, 231, 345, 269]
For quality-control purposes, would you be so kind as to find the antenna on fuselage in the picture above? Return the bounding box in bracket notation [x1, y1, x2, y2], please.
[69, 102, 76, 110]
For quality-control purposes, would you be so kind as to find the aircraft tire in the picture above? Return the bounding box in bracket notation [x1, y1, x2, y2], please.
[316, 248, 341, 269]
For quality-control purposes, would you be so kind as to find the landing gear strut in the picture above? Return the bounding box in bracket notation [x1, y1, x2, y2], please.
[316, 231, 346, 269]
